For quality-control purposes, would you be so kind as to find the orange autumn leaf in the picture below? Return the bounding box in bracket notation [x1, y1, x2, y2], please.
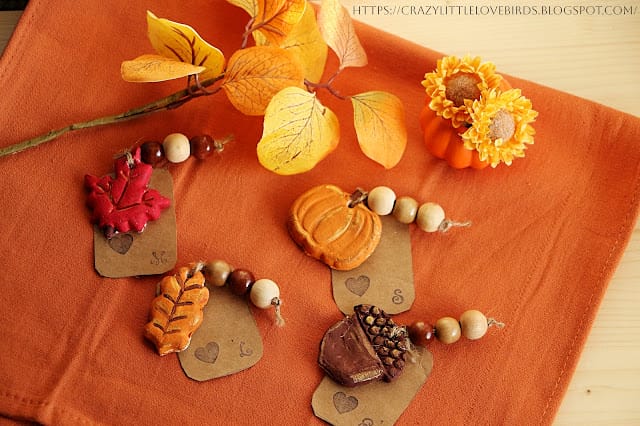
[227, 0, 307, 46]
[146, 11, 225, 81]
[257, 87, 340, 174]
[144, 266, 210, 356]
[351, 91, 407, 169]
[121, 54, 206, 82]
[254, 4, 328, 83]
[222, 46, 305, 116]
[318, 0, 367, 70]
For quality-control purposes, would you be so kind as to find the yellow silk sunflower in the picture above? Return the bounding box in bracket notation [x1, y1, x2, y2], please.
[422, 55, 503, 128]
[462, 88, 537, 167]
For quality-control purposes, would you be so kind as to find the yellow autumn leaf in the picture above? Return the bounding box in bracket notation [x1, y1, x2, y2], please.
[254, 4, 328, 83]
[146, 11, 225, 81]
[351, 91, 407, 169]
[257, 87, 340, 174]
[121, 54, 207, 82]
[318, 0, 367, 70]
[222, 46, 305, 116]
[227, 0, 307, 45]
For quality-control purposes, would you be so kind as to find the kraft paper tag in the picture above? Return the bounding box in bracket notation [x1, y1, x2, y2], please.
[178, 285, 264, 381]
[93, 169, 177, 278]
[312, 347, 433, 426]
[332, 215, 414, 315]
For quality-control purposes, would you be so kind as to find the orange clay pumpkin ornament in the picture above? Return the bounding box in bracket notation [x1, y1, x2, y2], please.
[288, 184, 471, 271]
[287, 184, 382, 271]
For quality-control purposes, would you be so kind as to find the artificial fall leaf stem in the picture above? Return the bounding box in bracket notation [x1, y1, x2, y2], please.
[0, 75, 222, 158]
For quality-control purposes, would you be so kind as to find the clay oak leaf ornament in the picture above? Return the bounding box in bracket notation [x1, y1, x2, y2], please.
[84, 147, 171, 239]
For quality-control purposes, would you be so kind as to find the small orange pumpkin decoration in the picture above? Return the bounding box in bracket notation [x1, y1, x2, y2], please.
[420, 56, 512, 169]
[287, 184, 382, 271]
[419, 106, 489, 170]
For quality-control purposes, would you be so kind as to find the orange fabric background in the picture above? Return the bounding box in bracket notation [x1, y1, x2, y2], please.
[1, 1, 639, 424]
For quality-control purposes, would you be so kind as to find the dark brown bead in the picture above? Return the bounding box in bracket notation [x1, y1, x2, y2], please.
[226, 268, 255, 296]
[408, 321, 435, 348]
[189, 135, 215, 160]
[140, 141, 165, 167]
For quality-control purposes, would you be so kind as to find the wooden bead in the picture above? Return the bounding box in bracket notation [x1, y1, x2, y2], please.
[203, 259, 233, 287]
[367, 186, 396, 215]
[434, 316, 461, 344]
[189, 135, 214, 160]
[163, 133, 191, 163]
[392, 196, 419, 224]
[249, 278, 280, 309]
[416, 202, 445, 232]
[408, 321, 434, 347]
[227, 269, 255, 296]
[459, 310, 488, 340]
[140, 141, 165, 167]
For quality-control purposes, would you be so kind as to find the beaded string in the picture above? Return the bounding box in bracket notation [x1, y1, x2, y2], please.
[200, 259, 285, 327]
[407, 309, 504, 347]
[350, 186, 471, 234]
[138, 132, 234, 167]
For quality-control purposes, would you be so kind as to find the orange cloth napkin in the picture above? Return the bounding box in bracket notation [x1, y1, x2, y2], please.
[1, 1, 639, 424]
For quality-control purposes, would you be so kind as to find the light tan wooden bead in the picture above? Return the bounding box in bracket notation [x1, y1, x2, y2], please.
[250, 278, 280, 309]
[392, 196, 419, 224]
[435, 316, 461, 344]
[460, 310, 489, 340]
[204, 259, 233, 287]
[367, 186, 396, 215]
[416, 202, 446, 232]
[163, 133, 191, 163]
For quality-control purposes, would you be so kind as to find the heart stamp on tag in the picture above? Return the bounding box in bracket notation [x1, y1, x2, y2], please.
[108, 233, 134, 254]
[195, 341, 220, 364]
[333, 392, 358, 414]
[312, 347, 434, 426]
[345, 275, 370, 296]
[332, 216, 415, 315]
[178, 286, 264, 381]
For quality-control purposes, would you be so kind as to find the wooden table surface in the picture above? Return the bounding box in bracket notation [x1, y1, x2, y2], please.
[1, 3, 639, 424]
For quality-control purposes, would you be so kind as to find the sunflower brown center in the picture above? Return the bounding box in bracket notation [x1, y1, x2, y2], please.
[489, 109, 515, 142]
[445, 73, 482, 107]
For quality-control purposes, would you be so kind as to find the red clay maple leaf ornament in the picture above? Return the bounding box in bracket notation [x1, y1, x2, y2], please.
[85, 148, 171, 239]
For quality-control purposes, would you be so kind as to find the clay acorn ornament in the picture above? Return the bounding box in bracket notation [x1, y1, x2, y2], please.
[318, 304, 409, 387]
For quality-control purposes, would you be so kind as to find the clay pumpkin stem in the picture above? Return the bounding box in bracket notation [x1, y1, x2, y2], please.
[348, 188, 368, 208]
[0, 73, 225, 159]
